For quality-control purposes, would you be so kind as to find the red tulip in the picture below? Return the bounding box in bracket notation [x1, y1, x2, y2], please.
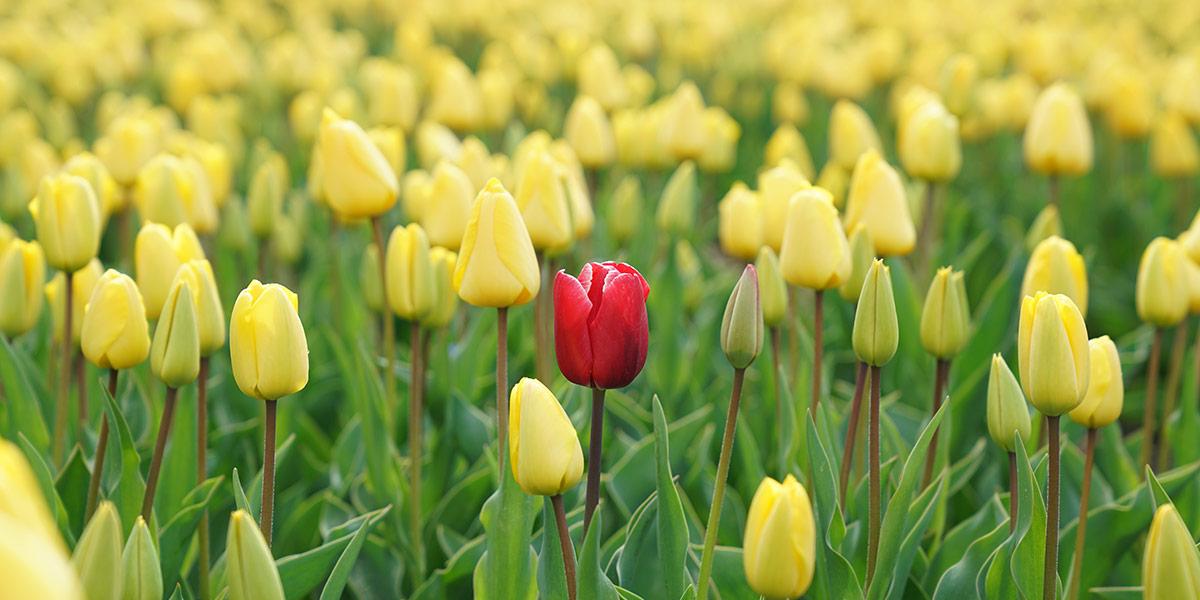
[554, 261, 650, 389]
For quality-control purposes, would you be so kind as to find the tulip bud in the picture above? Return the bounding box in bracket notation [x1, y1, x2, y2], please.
[852, 260, 899, 367]
[81, 270, 151, 370]
[46, 259, 103, 346]
[515, 151, 573, 253]
[758, 162, 809, 252]
[174, 260, 225, 355]
[1022, 235, 1088, 317]
[764, 124, 815, 179]
[1103, 67, 1153, 139]
[422, 247, 459, 329]
[1162, 56, 1200, 124]
[656, 160, 697, 236]
[742, 475, 815, 599]
[401, 170, 431, 224]
[663, 81, 707, 161]
[361, 60, 418, 133]
[899, 101, 962, 183]
[413, 161, 473, 251]
[72, 501, 123, 600]
[675, 241, 705, 311]
[771, 80, 810, 125]
[454, 136, 495, 192]
[0, 240, 45, 338]
[578, 44, 628, 111]
[134, 154, 192, 229]
[226, 510, 286, 600]
[122, 516, 162, 600]
[564, 96, 616, 168]
[829, 100, 882, 170]
[609, 175, 643, 246]
[698, 107, 740, 174]
[1, 511, 83, 599]
[1067, 336, 1123, 429]
[755, 248, 788, 327]
[367, 127, 407, 180]
[135, 223, 205, 319]
[838, 226, 875, 302]
[361, 243, 384, 313]
[718, 183, 763, 261]
[426, 58, 483, 133]
[844, 150, 916, 257]
[1025, 205, 1063, 251]
[1018, 292, 1089, 416]
[986, 354, 1031, 452]
[1137, 237, 1189, 328]
[554, 262, 650, 388]
[150, 275, 200, 388]
[30, 172, 101, 272]
[478, 68, 515, 131]
[95, 116, 157, 186]
[548, 141, 595, 241]
[385, 224, 435, 320]
[1150, 112, 1199, 178]
[247, 153, 287, 240]
[317, 108, 399, 220]
[920, 267, 970, 359]
[721, 265, 764, 369]
[230, 280, 309, 401]
[780, 188, 851, 290]
[1143, 504, 1200, 599]
[1023, 82, 1093, 176]
[815, 161, 849, 209]
[508, 378, 584, 496]
[415, 121, 462, 170]
[452, 179, 540, 307]
[63, 152, 119, 225]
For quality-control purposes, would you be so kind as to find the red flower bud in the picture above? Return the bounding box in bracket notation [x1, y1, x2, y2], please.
[554, 261, 650, 389]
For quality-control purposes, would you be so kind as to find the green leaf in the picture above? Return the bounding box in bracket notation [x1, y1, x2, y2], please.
[538, 499, 569, 600]
[652, 396, 690, 599]
[101, 382, 144, 536]
[0, 336, 50, 450]
[472, 460, 538, 600]
[578, 511, 619, 600]
[232, 467, 252, 514]
[319, 506, 390, 600]
[15, 433, 73, 545]
[278, 506, 391, 600]
[159, 476, 224, 591]
[54, 446, 90, 538]
[932, 520, 1010, 600]
[1145, 466, 1172, 510]
[806, 411, 861, 599]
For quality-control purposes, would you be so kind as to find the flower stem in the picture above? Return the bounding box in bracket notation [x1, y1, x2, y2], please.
[142, 385, 179, 520]
[839, 362, 868, 510]
[811, 289, 824, 418]
[371, 216, 395, 424]
[75, 350, 88, 426]
[1140, 328, 1163, 475]
[696, 367, 745, 600]
[771, 327, 785, 477]
[1044, 415, 1061, 600]
[552, 494, 577, 600]
[53, 271, 73, 466]
[922, 358, 951, 489]
[261, 399, 278, 547]
[496, 307, 509, 468]
[866, 365, 882, 587]
[584, 387, 605, 532]
[1008, 451, 1018, 533]
[410, 324, 425, 576]
[198, 357, 211, 600]
[1157, 322, 1188, 469]
[1067, 428, 1097, 600]
[85, 369, 118, 520]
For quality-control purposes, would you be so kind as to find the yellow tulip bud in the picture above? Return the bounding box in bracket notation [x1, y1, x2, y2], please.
[780, 188, 851, 290]
[135, 223, 205, 319]
[852, 260, 899, 367]
[150, 275, 200, 388]
[0, 240, 45, 338]
[1018, 292, 1089, 416]
[81, 270, 150, 370]
[839, 226, 874, 303]
[771, 81, 810, 126]
[134, 154, 191, 229]
[656, 160, 697, 236]
[515, 151, 573, 253]
[270, 215, 302, 266]
[361, 243, 384, 313]
[1103, 67, 1154, 139]
[478, 68, 515, 131]
[578, 44, 628, 111]
[698, 107, 740, 174]
[758, 162, 810, 252]
[46, 259, 103, 346]
[1022, 236, 1088, 317]
[401, 170, 432, 224]
[230, 280, 309, 401]
[939, 54, 979, 118]
[899, 101, 962, 183]
[663, 81, 707, 161]
[454, 137, 496, 192]
[181, 156, 218, 234]
[844, 150, 915, 257]
[421, 161, 474, 250]
[415, 121, 463, 170]
[453, 179, 540, 307]
[426, 58, 483, 132]
[1187, 259, 1200, 315]
[187, 139, 232, 208]
[95, 116, 157, 186]
[829, 100, 882, 171]
[1151, 112, 1199, 178]
[564, 96, 616, 168]
[317, 108, 399, 220]
[1025, 205, 1063, 251]
[609, 175, 642, 245]
[361, 60, 418, 133]
[1137, 237, 1190, 328]
[422, 247, 459, 329]
[122, 517, 162, 600]
[755, 247, 788, 328]
[30, 173, 101, 272]
[173, 260, 225, 355]
[367, 127, 407, 180]
[764, 124, 815, 180]
[72, 501, 123, 600]
[225, 510, 286, 600]
[1163, 57, 1200, 124]
[548, 141, 594, 241]
[63, 152, 119, 224]
[385, 224, 435, 320]
[1068, 336, 1123, 429]
[1143, 504, 1200, 599]
[920, 267, 970, 359]
[718, 183, 763, 261]
[986, 354, 1031, 452]
[508, 377, 584, 496]
[1024, 83, 1093, 176]
[742, 475, 815, 599]
[0, 510, 84, 600]
[247, 153, 288, 239]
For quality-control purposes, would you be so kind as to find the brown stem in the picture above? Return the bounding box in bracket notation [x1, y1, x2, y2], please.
[839, 362, 868, 510]
[85, 369, 118, 520]
[198, 357, 211, 600]
[696, 367, 746, 600]
[922, 359, 951, 489]
[811, 289, 824, 418]
[1067, 428, 1097, 600]
[496, 307, 509, 467]
[409, 325, 425, 575]
[75, 351, 88, 425]
[919, 181, 938, 274]
[552, 494, 577, 600]
[1044, 415, 1061, 600]
[866, 365, 882, 588]
[1008, 451, 1018, 533]
[261, 399, 278, 547]
[1158, 322, 1188, 469]
[53, 272, 74, 466]
[789, 287, 802, 395]
[371, 217, 395, 422]
[1140, 329, 1163, 475]
[584, 387, 605, 532]
[771, 327, 784, 477]
[142, 386, 179, 520]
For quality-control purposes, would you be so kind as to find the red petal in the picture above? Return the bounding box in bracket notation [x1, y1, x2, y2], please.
[553, 270, 594, 387]
[589, 271, 650, 389]
[602, 261, 650, 299]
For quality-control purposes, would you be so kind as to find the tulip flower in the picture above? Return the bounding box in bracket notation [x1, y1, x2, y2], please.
[122, 517, 162, 600]
[247, 152, 287, 240]
[1143, 504, 1200, 600]
[578, 44, 627, 111]
[1103, 67, 1153, 139]
[94, 116, 157, 188]
[758, 162, 810, 252]
[421, 161, 474, 250]
[0, 450, 84, 600]
[454, 136, 495, 192]
[1, 438, 65, 547]
[663, 81, 707, 161]
[717, 183, 763, 261]
[385, 224, 435, 320]
[1024, 83, 1093, 205]
[698, 107, 741, 174]
[697, 265, 760, 600]
[549, 141, 595, 241]
[764, 124, 815, 179]
[844, 150, 916, 257]
[72, 501, 123, 600]
[368, 127, 406, 179]
[564, 95, 616, 168]
[426, 57, 483, 132]
[515, 151, 573, 253]
[756, 248, 787, 329]
[1151, 111, 1200, 202]
[226, 510, 286, 600]
[63, 152, 119, 226]
[135, 222, 205, 319]
[46, 260, 104, 347]
[742, 475, 816, 599]
[508, 378, 584, 496]
[986, 354, 1030, 531]
[453, 178, 541, 308]
[361, 243, 384, 313]
[829, 99, 882, 170]
[900, 100, 962, 184]
[317, 108, 400, 220]
[134, 153, 192, 229]
[31, 172, 101, 273]
[656, 161, 697, 236]
[1023, 236, 1088, 317]
[0, 239, 44, 339]
[608, 175, 642, 247]
[918, 266, 970, 487]
[415, 121, 463, 170]
[1134, 237, 1188, 473]
[422, 247, 459, 329]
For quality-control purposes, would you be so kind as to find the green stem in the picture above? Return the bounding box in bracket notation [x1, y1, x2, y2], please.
[866, 365, 882, 587]
[497, 307, 509, 468]
[552, 494, 577, 600]
[410, 325, 425, 576]
[371, 217, 395, 426]
[1009, 451, 1018, 533]
[839, 362, 867, 510]
[696, 367, 745, 600]
[1067, 428, 1097, 600]
[261, 399, 278, 547]
[142, 386, 179, 520]
[85, 369, 118, 520]
[811, 289, 823, 418]
[1043, 415, 1061, 600]
[53, 271, 73, 466]
[1157, 322, 1187, 469]
[922, 359, 950, 489]
[198, 358, 211, 600]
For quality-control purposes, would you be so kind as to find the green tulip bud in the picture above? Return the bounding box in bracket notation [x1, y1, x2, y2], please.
[122, 516, 163, 600]
[986, 354, 1031, 452]
[919, 266, 970, 359]
[226, 510, 285, 600]
[609, 175, 643, 246]
[721, 265, 764, 369]
[1143, 504, 1200, 599]
[755, 247, 788, 327]
[852, 259, 898, 367]
[72, 501, 123, 600]
[656, 160, 697, 236]
[150, 276, 200, 388]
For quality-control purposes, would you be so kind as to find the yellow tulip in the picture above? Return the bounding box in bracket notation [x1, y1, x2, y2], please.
[844, 150, 916, 257]
[899, 101, 961, 183]
[453, 179, 540, 307]
[655, 160, 697, 236]
[829, 100, 882, 171]
[30, 173, 101, 272]
[421, 161, 474, 250]
[94, 115, 157, 187]
[71, 501, 123, 600]
[757, 162, 810, 252]
[0, 510, 84, 600]
[508, 378, 584, 496]
[181, 155, 218, 234]
[63, 152, 119, 224]
[1136, 237, 1189, 328]
[609, 175, 643, 246]
[0, 240, 45, 338]
[427, 57, 483, 132]
[367, 127, 407, 180]
[985, 354, 1031, 452]
[478, 68, 515, 131]
[1025, 205, 1063, 251]
[225, 510, 286, 600]
[514, 151, 573, 253]
[548, 141, 595, 241]
[764, 124, 815, 180]
[852, 260, 899, 367]
[46, 259, 103, 346]
[150, 275, 200, 388]
[779, 187, 851, 290]
[1018, 292, 1089, 416]
[698, 107, 740, 174]
[415, 121, 463, 170]
[360, 60, 418, 133]
[564, 95, 616, 168]
[1103, 67, 1154, 139]
[939, 53, 979, 118]
[135, 223, 205, 319]
[317, 108, 399, 220]
[1143, 504, 1200, 599]
[385, 224, 435, 320]
[1150, 112, 1199, 178]
[361, 243, 384, 313]
[578, 44, 628, 111]
[756, 247, 788, 328]
[135, 153, 192, 229]
[230, 280, 308, 400]
[1162, 56, 1200, 124]
[401, 170, 431, 224]
[920, 267, 970, 359]
[247, 152, 287, 239]
[1022, 236, 1088, 317]
[771, 81, 810, 125]
[81, 269, 150, 370]
[0, 438, 64, 546]
[718, 183, 763, 261]
[422, 247, 459, 329]
[742, 475, 815, 600]
[1068, 336, 1123, 429]
[1023, 82, 1093, 176]
[173, 260, 225, 355]
[454, 137, 496, 192]
[663, 81, 707, 161]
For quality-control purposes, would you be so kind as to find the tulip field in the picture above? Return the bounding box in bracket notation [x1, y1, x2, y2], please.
[6, 0, 1200, 599]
